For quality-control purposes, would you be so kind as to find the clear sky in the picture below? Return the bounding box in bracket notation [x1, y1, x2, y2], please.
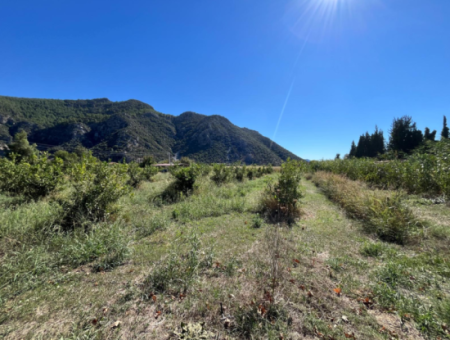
[1, 0, 449, 160]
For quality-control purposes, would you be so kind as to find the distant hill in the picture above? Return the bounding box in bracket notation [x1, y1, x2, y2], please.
[0, 96, 302, 164]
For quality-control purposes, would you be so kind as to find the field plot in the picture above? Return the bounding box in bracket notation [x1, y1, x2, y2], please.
[1, 167, 449, 339]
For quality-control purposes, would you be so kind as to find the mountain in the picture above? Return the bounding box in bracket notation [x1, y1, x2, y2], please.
[0, 96, 302, 164]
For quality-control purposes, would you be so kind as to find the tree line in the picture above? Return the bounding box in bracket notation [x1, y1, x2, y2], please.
[344, 115, 449, 159]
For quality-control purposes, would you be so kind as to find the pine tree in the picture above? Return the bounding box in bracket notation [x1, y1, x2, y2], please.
[441, 116, 449, 139]
[349, 141, 357, 158]
[370, 126, 385, 157]
[424, 127, 437, 141]
[388, 116, 423, 154]
[355, 135, 366, 158]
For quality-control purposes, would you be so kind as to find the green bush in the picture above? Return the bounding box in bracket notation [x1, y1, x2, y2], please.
[247, 168, 254, 180]
[0, 154, 64, 200]
[234, 164, 246, 182]
[143, 165, 158, 180]
[140, 155, 155, 168]
[251, 213, 263, 228]
[261, 158, 303, 224]
[171, 164, 201, 194]
[126, 162, 157, 188]
[360, 242, 385, 257]
[127, 162, 144, 188]
[62, 159, 130, 228]
[211, 163, 232, 185]
[198, 163, 211, 177]
[310, 139, 450, 198]
[7, 130, 37, 161]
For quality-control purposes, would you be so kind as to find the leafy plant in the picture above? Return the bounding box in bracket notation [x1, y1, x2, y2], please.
[211, 163, 232, 185]
[261, 158, 303, 224]
[360, 242, 385, 257]
[252, 213, 263, 228]
[234, 164, 246, 182]
[62, 158, 130, 228]
[0, 153, 64, 200]
[170, 164, 201, 194]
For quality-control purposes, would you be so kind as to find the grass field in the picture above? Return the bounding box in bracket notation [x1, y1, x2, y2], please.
[1, 171, 449, 339]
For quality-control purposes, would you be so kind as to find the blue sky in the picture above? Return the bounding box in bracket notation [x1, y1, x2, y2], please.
[1, 0, 449, 160]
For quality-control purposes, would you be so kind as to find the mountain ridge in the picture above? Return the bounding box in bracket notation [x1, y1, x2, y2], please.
[0, 95, 302, 164]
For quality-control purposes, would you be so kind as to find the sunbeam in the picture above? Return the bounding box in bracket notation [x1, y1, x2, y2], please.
[284, 0, 358, 43]
[270, 77, 296, 149]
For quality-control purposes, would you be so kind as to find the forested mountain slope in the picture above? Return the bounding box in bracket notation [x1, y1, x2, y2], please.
[0, 96, 301, 164]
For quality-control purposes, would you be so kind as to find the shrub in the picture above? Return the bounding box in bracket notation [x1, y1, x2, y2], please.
[211, 163, 232, 185]
[127, 162, 144, 188]
[198, 163, 211, 177]
[252, 213, 263, 228]
[0, 154, 64, 200]
[171, 164, 200, 194]
[179, 156, 194, 166]
[360, 242, 385, 257]
[234, 164, 246, 182]
[255, 167, 264, 178]
[264, 165, 274, 174]
[309, 139, 450, 198]
[247, 168, 254, 180]
[142, 165, 158, 180]
[62, 159, 130, 228]
[7, 130, 38, 161]
[140, 155, 155, 168]
[261, 158, 303, 224]
[126, 162, 157, 188]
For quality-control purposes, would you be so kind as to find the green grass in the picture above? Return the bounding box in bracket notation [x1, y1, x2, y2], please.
[1, 172, 450, 339]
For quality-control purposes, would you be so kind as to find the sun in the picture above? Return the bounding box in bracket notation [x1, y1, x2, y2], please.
[283, 0, 355, 43]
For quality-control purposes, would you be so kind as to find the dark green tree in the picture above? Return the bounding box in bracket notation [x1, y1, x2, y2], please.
[335, 153, 341, 160]
[349, 141, 357, 158]
[441, 116, 449, 139]
[370, 126, 386, 157]
[424, 127, 437, 141]
[387, 116, 423, 154]
[355, 134, 367, 158]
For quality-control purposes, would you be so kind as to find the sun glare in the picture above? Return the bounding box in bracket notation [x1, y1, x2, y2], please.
[284, 0, 356, 44]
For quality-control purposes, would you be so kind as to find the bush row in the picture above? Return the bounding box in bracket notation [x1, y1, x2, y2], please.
[311, 171, 423, 244]
[310, 139, 450, 197]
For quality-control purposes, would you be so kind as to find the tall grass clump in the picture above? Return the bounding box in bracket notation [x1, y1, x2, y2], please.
[171, 183, 250, 222]
[142, 232, 213, 296]
[0, 203, 129, 305]
[312, 172, 422, 244]
[261, 158, 303, 224]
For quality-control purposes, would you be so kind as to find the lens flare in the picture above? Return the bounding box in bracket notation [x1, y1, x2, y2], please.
[283, 0, 356, 44]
